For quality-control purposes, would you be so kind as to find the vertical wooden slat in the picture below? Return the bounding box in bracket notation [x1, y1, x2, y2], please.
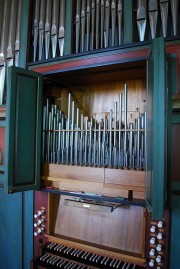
[124, 0, 133, 44]
[0, 189, 23, 268]
[19, 0, 30, 68]
[64, 0, 73, 55]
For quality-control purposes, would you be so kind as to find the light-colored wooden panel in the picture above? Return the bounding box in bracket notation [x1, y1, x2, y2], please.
[42, 164, 145, 195]
[48, 193, 59, 234]
[105, 168, 145, 189]
[54, 195, 145, 255]
[42, 164, 104, 183]
[42, 177, 145, 199]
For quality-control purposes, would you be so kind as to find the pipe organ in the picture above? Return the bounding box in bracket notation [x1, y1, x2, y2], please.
[28, 1, 175, 265]
[1, 0, 179, 268]
[0, 0, 180, 269]
[30, 46, 170, 268]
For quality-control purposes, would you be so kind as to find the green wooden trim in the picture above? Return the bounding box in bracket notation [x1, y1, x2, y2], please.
[152, 37, 166, 220]
[170, 195, 180, 269]
[166, 55, 174, 206]
[19, 0, 30, 68]
[171, 181, 180, 191]
[123, 0, 133, 44]
[0, 189, 23, 268]
[5, 66, 42, 193]
[167, 54, 176, 95]
[0, 121, 6, 127]
[23, 191, 34, 268]
[172, 113, 180, 123]
[64, 0, 73, 55]
[0, 165, 5, 172]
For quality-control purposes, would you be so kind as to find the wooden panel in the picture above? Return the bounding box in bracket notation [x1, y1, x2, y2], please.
[42, 164, 145, 198]
[48, 59, 146, 86]
[0, 127, 5, 165]
[105, 168, 145, 191]
[151, 38, 166, 219]
[48, 193, 60, 234]
[31, 49, 148, 75]
[54, 195, 145, 255]
[166, 45, 180, 94]
[0, 189, 22, 268]
[6, 66, 42, 193]
[44, 177, 145, 199]
[42, 164, 104, 183]
[172, 94, 180, 110]
[170, 195, 180, 269]
[171, 124, 180, 181]
[34, 191, 49, 256]
[51, 79, 146, 124]
[146, 38, 167, 219]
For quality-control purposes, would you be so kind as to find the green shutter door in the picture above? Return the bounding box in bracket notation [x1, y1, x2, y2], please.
[5, 66, 42, 193]
[146, 37, 167, 219]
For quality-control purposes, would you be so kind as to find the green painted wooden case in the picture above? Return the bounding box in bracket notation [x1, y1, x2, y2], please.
[146, 37, 167, 219]
[5, 66, 42, 193]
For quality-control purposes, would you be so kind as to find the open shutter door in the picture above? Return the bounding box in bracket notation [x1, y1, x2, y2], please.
[5, 66, 42, 193]
[146, 37, 167, 219]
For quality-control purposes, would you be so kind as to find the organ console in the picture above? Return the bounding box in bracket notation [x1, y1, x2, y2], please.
[31, 191, 170, 269]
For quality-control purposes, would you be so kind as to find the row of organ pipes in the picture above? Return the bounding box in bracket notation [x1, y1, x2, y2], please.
[137, 0, 179, 41]
[33, 0, 66, 61]
[0, 0, 178, 106]
[42, 84, 146, 170]
[32, 0, 179, 61]
[0, 0, 22, 105]
[0, 0, 178, 104]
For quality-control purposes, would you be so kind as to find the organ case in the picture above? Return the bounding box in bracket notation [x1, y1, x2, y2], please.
[4, 37, 168, 268]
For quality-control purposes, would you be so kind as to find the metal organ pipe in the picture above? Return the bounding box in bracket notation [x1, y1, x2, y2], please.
[41, 85, 146, 171]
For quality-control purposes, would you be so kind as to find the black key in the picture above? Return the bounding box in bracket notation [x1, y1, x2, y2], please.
[84, 252, 91, 260]
[40, 253, 49, 262]
[92, 254, 99, 262]
[122, 262, 128, 269]
[64, 261, 73, 268]
[57, 258, 65, 267]
[95, 255, 102, 263]
[49, 256, 58, 264]
[104, 257, 110, 265]
[67, 247, 74, 255]
[71, 249, 78, 256]
[47, 242, 55, 249]
[110, 259, 116, 267]
[81, 251, 88, 259]
[54, 244, 62, 251]
[113, 259, 119, 268]
[89, 253, 96, 261]
[59, 245, 66, 253]
[63, 246, 70, 254]
[116, 260, 122, 268]
[46, 255, 54, 263]
[59, 259, 67, 268]
[52, 257, 60, 265]
[76, 250, 84, 258]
